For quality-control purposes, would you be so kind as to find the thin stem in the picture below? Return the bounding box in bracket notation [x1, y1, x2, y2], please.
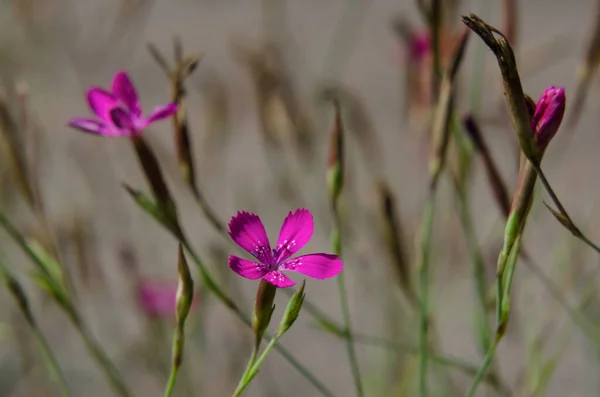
[238, 341, 261, 386]
[454, 182, 492, 353]
[331, 206, 364, 397]
[164, 320, 189, 397]
[233, 336, 280, 397]
[533, 164, 600, 255]
[0, 263, 70, 397]
[417, 191, 437, 397]
[163, 327, 183, 397]
[31, 324, 71, 397]
[467, 234, 521, 396]
[465, 336, 500, 397]
[74, 318, 131, 397]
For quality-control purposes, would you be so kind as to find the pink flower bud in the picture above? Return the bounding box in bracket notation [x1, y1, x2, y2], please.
[531, 86, 566, 151]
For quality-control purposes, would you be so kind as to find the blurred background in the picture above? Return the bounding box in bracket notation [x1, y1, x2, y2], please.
[0, 0, 599, 396]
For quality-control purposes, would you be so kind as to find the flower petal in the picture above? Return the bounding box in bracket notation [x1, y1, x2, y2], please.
[228, 255, 268, 280]
[146, 103, 178, 124]
[280, 253, 344, 280]
[228, 211, 273, 264]
[274, 208, 314, 263]
[263, 271, 295, 288]
[109, 108, 135, 135]
[112, 71, 142, 116]
[67, 118, 110, 136]
[87, 88, 118, 122]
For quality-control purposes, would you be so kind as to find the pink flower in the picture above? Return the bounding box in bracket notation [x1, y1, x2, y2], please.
[68, 71, 177, 137]
[227, 209, 344, 288]
[531, 86, 566, 151]
[137, 279, 197, 318]
[409, 31, 431, 61]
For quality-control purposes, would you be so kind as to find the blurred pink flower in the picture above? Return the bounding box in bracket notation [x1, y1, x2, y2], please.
[409, 31, 431, 61]
[68, 71, 177, 137]
[227, 209, 344, 288]
[137, 279, 197, 318]
[531, 86, 566, 151]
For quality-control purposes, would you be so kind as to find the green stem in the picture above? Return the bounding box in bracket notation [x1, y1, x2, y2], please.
[0, 262, 70, 397]
[417, 191, 437, 397]
[238, 341, 261, 386]
[533, 164, 600, 255]
[164, 325, 186, 397]
[465, 335, 500, 397]
[466, 233, 521, 396]
[455, 183, 492, 353]
[331, 207, 364, 397]
[233, 336, 281, 397]
[75, 318, 131, 397]
[31, 324, 71, 397]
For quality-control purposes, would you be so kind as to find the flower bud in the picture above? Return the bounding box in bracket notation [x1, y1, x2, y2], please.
[327, 100, 344, 202]
[277, 280, 306, 336]
[176, 244, 194, 327]
[531, 86, 566, 152]
[252, 279, 277, 342]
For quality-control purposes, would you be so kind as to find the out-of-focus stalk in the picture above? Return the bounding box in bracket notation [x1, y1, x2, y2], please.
[326, 98, 364, 397]
[164, 245, 194, 397]
[147, 40, 228, 239]
[0, 260, 70, 397]
[416, 26, 469, 397]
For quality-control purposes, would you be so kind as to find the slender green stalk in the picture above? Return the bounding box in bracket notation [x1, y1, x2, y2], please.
[331, 206, 364, 397]
[466, 234, 522, 397]
[0, 263, 70, 397]
[239, 344, 261, 385]
[31, 325, 71, 397]
[417, 192, 436, 397]
[233, 335, 281, 397]
[465, 336, 500, 397]
[532, 164, 600, 255]
[74, 318, 131, 397]
[454, 182, 492, 353]
[163, 326, 184, 397]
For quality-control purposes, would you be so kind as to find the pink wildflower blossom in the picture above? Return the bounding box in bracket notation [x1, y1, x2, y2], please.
[68, 71, 177, 137]
[228, 209, 344, 288]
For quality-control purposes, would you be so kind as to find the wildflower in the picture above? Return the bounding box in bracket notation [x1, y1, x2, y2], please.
[228, 209, 344, 288]
[409, 31, 431, 61]
[68, 71, 177, 137]
[137, 279, 197, 318]
[530, 86, 566, 152]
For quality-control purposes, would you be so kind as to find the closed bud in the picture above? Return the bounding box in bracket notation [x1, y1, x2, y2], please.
[252, 279, 277, 342]
[531, 86, 566, 152]
[277, 280, 306, 336]
[327, 100, 344, 202]
[176, 244, 194, 326]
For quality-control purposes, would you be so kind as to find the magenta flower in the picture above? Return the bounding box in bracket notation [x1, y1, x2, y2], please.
[68, 71, 177, 137]
[137, 279, 198, 318]
[531, 86, 566, 151]
[228, 209, 344, 288]
[409, 31, 431, 61]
